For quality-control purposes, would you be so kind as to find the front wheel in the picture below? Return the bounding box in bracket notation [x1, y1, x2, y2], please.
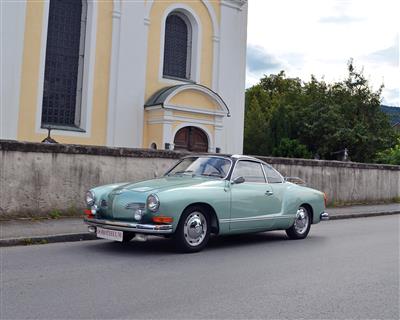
[286, 206, 311, 239]
[174, 206, 210, 253]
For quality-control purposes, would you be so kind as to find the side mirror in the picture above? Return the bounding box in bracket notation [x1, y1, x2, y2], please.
[232, 176, 245, 184]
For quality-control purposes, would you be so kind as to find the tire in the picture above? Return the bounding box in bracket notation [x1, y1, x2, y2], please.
[174, 205, 211, 253]
[122, 232, 135, 243]
[286, 206, 311, 239]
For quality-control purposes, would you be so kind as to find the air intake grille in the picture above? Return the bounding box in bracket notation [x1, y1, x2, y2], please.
[125, 203, 146, 210]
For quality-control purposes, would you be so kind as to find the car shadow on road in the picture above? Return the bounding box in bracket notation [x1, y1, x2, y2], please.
[207, 232, 327, 251]
[81, 231, 327, 256]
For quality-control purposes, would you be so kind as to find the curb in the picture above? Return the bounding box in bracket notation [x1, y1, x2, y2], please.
[0, 233, 97, 247]
[328, 210, 400, 220]
[1, 211, 399, 247]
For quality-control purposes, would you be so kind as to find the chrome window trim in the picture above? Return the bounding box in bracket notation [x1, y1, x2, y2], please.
[261, 163, 268, 183]
[164, 155, 233, 180]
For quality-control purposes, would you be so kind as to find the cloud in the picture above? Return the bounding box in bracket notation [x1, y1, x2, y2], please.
[246, 45, 283, 73]
[382, 87, 399, 107]
[366, 37, 399, 66]
[319, 1, 365, 24]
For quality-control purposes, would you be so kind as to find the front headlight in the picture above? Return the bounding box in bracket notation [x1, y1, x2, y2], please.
[85, 190, 95, 206]
[147, 194, 160, 212]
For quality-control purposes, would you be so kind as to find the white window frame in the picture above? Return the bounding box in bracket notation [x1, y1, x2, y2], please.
[74, 0, 88, 127]
[162, 12, 193, 80]
[35, 0, 97, 137]
[159, 4, 201, 85]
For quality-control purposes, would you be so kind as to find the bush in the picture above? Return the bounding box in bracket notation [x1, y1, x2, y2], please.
[272, 138, 312, 159]
[374, 138, 400, 165]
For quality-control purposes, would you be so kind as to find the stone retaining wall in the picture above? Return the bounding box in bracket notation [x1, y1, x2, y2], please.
[1, 140, 399, 218]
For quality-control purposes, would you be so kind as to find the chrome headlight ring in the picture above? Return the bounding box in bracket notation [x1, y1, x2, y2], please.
[85, 190, 95, 206]
[147, 194, 160, 212]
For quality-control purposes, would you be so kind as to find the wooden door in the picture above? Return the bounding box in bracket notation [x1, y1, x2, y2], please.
[174, 127, 208, 152]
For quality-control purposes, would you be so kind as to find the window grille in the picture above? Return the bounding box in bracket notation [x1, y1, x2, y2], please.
[163, 13, 191, 79]
[41, 0, 86, 127]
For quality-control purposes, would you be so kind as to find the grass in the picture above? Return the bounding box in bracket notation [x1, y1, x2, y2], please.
[328, 198, 400, 208]
[22, 238, 48, 246]
[23, 238, 33, 245]
[0, 207, 83, 221]
[49, 210, 62, 219]
[392, 196, 400, 203]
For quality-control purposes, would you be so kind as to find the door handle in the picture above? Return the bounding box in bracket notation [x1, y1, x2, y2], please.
[265, 190, 274, 196]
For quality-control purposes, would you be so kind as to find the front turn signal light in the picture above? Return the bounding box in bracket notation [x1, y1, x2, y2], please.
[84, 209, 94, 219]
[152, 216, 173, 224]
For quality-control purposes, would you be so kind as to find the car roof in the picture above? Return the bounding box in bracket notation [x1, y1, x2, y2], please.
[182, 154, 266, 164]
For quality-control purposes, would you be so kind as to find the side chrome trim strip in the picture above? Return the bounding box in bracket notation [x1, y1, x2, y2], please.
[219, 214, 293, 224]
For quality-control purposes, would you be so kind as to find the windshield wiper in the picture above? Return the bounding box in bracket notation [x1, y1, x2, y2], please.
[200, 173, 224, 178]
[169, 170, 194, 176]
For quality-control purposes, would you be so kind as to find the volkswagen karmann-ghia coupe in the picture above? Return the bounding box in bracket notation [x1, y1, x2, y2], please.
[84, 155, 329, 252]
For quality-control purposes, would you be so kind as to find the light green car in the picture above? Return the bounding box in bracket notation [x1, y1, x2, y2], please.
[84, 155, 329, 252]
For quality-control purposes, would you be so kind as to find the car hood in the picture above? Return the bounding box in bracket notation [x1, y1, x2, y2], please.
[114, 176, 223, 194]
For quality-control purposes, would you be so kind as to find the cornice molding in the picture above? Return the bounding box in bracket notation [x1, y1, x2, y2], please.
[221, 0, 247, 11]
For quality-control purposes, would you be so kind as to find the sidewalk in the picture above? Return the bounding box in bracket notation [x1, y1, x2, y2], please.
[1, 203, 399, 247]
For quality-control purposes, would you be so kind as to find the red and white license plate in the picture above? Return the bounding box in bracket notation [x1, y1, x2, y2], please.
[96, 227, 123, 242]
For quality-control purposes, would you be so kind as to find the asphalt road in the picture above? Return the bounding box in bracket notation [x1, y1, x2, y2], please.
[1, 216, 399, 319]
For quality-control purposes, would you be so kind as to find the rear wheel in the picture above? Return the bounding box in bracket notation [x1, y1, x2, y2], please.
[174, 206, 210, 253]
[286, 206, 311, 239]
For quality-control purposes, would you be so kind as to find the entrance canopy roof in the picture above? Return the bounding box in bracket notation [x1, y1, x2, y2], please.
[145, 84, 230, 117]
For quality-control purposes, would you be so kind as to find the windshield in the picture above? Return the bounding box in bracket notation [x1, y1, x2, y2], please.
[166, 157, 232, 179]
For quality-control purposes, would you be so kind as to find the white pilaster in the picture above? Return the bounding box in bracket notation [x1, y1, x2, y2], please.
[106, 0, 148, 148]
[214, 116, 224, 152]
[1, 0, 26, 139]
[212, 36, 221, 91]
[217, 0, 248, 154]
[162, 110, 174, 149]
[106, 1, 122, 146]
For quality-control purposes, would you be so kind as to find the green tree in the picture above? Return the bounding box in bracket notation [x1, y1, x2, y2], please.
[243, 95, 268, 155]
[244, 61, 397, 162]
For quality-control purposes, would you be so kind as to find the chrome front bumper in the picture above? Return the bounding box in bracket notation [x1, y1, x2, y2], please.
[84, 218, 173, 234]
[320, 212, 329, 221]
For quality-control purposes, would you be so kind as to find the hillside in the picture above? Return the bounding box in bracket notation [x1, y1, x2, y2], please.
[381, 105, 400, 125]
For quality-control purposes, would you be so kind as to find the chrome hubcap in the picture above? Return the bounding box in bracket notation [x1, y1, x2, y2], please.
[183, 212, 207, 247]
[294, 207, 309, 234]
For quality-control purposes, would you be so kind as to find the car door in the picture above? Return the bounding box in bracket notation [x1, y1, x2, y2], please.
[229, 160, 275, 231]
[262, 164, 285, 214]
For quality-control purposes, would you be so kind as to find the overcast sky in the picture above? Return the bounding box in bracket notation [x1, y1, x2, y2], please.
[246, 0, 399, 106]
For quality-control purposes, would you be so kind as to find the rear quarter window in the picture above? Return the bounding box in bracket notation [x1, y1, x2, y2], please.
[263, 164, 283, 183]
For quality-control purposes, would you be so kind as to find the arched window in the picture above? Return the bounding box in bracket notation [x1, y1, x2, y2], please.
[41, 0, 87, 127]
[163, 12, 192, 80]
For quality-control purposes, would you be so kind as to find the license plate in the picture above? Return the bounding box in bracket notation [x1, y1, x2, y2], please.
[96, 227, 123, 242]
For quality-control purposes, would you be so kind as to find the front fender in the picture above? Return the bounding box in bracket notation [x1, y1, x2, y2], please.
[155, 180, 229, 232]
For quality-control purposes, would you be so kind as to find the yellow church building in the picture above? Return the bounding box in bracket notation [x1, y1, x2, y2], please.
[1, 0, 248, 153]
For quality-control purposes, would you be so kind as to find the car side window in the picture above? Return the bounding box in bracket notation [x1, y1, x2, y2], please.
[263, 164, 283, 183]
[233, 161, 266, 183]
